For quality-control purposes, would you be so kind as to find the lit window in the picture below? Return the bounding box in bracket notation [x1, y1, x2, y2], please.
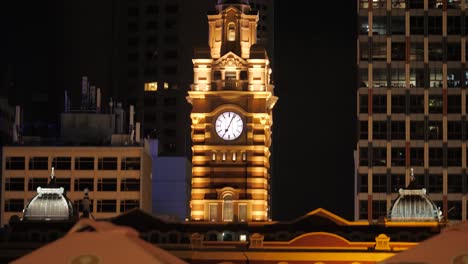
[222, 152, 226, 161]
[242, 152, 247, 161]
[144, 82, 158, 91]
[239, 234, 247, 241]
[212, 152, 216, 161]
[232, 152, 236, 161]
[239, 204, 247, 221]
[227, 22, 236, 41]
[164, 82, 169, 89]
[223, 195, 233, 221]
[209, 203, 217, 221]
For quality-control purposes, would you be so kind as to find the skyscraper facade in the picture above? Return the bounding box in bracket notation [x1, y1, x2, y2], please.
[356, 0, 468, 222]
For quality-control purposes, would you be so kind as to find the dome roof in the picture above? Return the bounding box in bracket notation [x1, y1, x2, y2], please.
[22, 168, 75, 222]
[387, 169, 442, 222]
[388, 188, 442, 222]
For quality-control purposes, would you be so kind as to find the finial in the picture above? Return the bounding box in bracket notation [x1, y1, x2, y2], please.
[48, 166, 57, 187]
[81, 188, 91, 219]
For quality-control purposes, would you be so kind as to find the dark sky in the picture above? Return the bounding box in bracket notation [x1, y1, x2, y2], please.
[271, 0, 357, 221]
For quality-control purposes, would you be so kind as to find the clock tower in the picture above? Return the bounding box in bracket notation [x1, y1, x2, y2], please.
[187, 0, 277, 222]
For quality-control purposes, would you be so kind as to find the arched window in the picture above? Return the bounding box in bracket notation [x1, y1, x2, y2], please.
[223, 195, 233, 221]
[227, 22, 236, 41]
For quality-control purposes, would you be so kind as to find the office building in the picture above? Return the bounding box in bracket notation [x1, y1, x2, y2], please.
[1, 85, 153, 227]
[142, 85, 192, 156]
[1, 144, 152, 227]
[356, 0, 468, 222]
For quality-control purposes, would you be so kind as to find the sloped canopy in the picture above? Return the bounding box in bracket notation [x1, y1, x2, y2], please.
[379, 221, 468, 264]
[11, 218, 189, 264]
[110, 208, 178, 232]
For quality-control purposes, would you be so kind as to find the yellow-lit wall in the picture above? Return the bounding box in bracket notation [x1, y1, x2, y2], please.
[188, 3, 277, 222]
[1, 145, 151, 227]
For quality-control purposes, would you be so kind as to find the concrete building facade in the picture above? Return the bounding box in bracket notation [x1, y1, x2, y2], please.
[356, 0, 468, 222]
[1, 145, 152, 227]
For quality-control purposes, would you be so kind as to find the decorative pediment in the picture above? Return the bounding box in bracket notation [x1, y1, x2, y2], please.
[214, 52, 247, 68]
[221, 6, 242, 15]
[218, 5, 257, 18]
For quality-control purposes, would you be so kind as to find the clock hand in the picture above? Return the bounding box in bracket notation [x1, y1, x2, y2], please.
[226, 116, 234, 131]
[223, 115, 235, 136]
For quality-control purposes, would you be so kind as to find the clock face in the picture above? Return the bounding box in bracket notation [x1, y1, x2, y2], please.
[215, 111, 243, 141]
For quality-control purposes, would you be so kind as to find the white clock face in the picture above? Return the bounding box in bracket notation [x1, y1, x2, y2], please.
[215, 111, 243, 141]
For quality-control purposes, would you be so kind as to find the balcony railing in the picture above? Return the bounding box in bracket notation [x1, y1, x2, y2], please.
[191, 81, 274, 92]
[211, 80, 248, 91]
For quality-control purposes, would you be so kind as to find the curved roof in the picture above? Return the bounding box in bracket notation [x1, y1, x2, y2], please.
[22, 168, 75, 222]
[388, 188, 442, 222]
[388, 169, 442, 222]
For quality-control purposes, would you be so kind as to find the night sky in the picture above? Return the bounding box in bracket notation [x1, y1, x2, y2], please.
[2, 0, 358, 221]
[272, 0, 357, 221]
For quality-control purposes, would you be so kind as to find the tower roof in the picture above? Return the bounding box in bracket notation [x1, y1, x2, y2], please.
[217, 0, 249, 5]
[215, 0, 252, 13]
[22, 167, 76, 222]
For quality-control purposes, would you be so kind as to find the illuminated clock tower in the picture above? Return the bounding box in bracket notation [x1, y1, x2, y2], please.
[187, 0, 277, 222]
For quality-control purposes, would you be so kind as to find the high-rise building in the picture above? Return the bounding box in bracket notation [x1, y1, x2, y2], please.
[142, 85, 192, 156]
[356, 0, 468, 222]
[187, 0, 277, 222]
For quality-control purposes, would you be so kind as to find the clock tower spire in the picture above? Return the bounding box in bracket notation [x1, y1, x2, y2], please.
[187, 0, 277, 222]
[208, 0, 257, 59]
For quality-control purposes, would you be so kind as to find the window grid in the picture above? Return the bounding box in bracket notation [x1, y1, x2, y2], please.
[97, 200, 117, 213]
